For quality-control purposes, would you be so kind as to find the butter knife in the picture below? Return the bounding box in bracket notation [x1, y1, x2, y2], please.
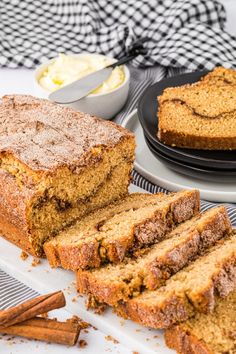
[49, 38, 149, 104]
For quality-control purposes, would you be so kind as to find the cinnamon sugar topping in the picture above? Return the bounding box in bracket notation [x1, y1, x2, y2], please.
[0, 95, 132, 171]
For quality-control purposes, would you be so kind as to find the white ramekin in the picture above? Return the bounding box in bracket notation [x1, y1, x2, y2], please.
[34, 53, 130, 120]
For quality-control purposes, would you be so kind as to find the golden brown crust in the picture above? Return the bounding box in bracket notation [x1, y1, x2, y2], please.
[164, 326, 212, 354]
[0, 210, 37, 256]
[0, 94, 134, 172]
[44, 193, 167, 268]
[0, 169, 37, 255]
[76, 206, 231, 306]
[115, 292, 194, 329]
[115, 237, 236, 329]
[45, 190, 200, 270]
[0, 95, 135, 256]
[158, 128, 236, 150]
[0, 170, 34, 232]
[50, 240, 101, 270]
[165, 285, 236, 354]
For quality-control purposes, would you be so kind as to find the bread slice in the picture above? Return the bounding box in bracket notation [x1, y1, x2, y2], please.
[201, 66, 236, 86]
[44, 192, 167, 266]
[77, 206, 231, 306]
[116, 231, 236, 329]
[157, 67, 236, 150]
[165, 288, 236, 354]
[44, 190, 199, 270]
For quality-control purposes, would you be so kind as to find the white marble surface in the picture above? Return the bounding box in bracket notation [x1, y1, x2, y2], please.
[0, 1, 235, 353]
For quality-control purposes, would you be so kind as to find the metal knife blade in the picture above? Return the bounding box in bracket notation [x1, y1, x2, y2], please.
[49, 66, 113, 104]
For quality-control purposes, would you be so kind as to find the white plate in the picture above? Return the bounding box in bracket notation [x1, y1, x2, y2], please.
[0, 185, 174, 354]
[122, 110, 236, 203]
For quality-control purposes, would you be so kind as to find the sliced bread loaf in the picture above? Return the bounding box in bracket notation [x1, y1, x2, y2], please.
[44, 190, 199, 270]
[165, 288, 236, 354]
[44, 193, 167, 266]
[116, 231, 236, 329]
[77, 206, 231, 306]
[157, 67, 236, 150]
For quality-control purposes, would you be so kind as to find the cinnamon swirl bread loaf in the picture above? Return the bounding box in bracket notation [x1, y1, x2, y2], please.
[0, 95, 135, 256]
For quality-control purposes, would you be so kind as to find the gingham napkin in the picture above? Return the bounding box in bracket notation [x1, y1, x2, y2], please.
[0, 0, 236, 70]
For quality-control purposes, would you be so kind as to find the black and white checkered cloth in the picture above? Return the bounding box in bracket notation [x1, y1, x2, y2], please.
[0, 0, 236, 315]
[0, 0, 236, 70]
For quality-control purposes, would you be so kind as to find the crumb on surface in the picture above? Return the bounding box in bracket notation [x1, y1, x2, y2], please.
[79, 339, 87, 348]
[105, 335, 119, 344]
[94, 305, 106, 315]
[67, 315, 90, 329]
[31, 258, 41, 267]
[20, 251, 29, 261]
[86, 295, 106, 314]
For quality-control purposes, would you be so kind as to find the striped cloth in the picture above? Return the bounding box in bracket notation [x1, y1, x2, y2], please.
[0, 270, 38, 310]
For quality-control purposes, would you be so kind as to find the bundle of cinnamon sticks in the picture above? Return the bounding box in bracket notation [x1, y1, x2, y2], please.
[0, 291, 81, 346]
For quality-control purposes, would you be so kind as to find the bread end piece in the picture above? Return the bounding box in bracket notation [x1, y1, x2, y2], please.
[164, 326, 211, 354]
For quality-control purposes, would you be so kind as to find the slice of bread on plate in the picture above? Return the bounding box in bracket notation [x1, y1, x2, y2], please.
[157, 67, 236, 150]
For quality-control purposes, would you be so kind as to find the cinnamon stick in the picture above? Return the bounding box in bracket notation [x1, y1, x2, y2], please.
[0, 317, 80, 346]
[0, 291, 65, 327]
